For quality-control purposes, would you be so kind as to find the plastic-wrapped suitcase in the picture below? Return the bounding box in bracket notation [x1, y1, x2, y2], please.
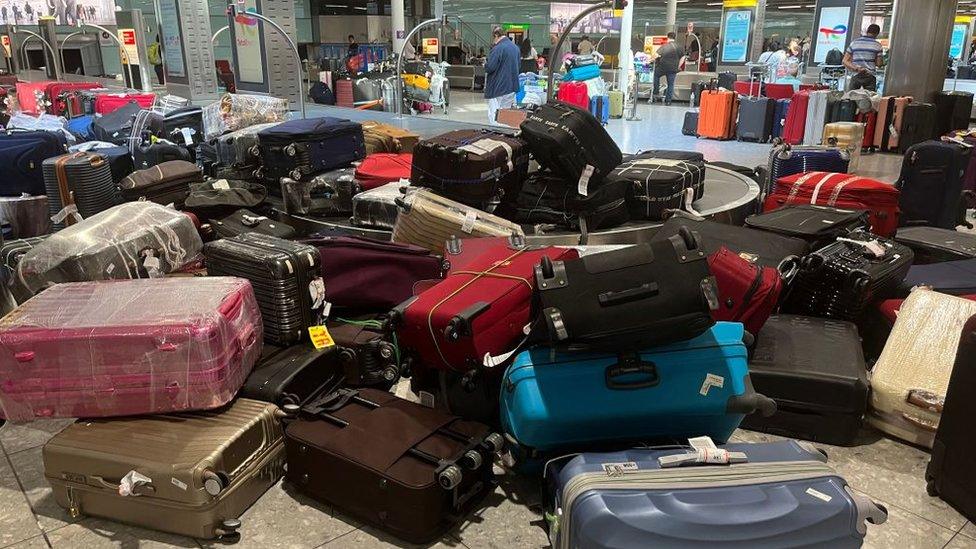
[501, 322, 775, 455]
[93, 92, 156, 114]
[204, 233, 324, 345]
[281, 169, 360, 216]
[257, 117, 366, 182]
[544, 440, 887, 549]
[902, 259, 976, 295]
[43, 398, 283, 541]
[0, 236, 48, 307]
[737, 96, 775, 142]
[0, 130, 68, 196]
[241, 344, 343, 407]
[119, 160, 202, 208]
[0, 277, 262, 421]
[215, 122, 281, 168]
[869, 288, 976, 448]
[707, 247, 783, 336]
[42, 152, 121, 230]
[823, 121, 865, 172]
[391, 189, 523, 253]
[782, 91, 809, 145]
[874, 95, 912, 152]
[519, 101, 622, 184]
[0, 195, 49, 239]
[697, 89, 738, 140]
[201, 93, 289, 141]
[894, 227, 976, 264]
[934, 91, 974, 137]
[361, 120, 420, 154]
[651, 215, 810, 269]
[741, 314, 868, 445]
[210, 209, 296, 239]
[897, 140, 971, 229]
[327, 315, 402, 388]
[494, 170, 630, 231]
[283, 387, 501, 544]
[745, 205, 870, 246]
[765, 143, 850, 195]
[351, 181, 408, 229]
[611, 153, 705, 220]
[803, 90, 834, 146]
[784, 229, 913, 320]
[898, 102, 937, 154]
[682, 111, 699, 136]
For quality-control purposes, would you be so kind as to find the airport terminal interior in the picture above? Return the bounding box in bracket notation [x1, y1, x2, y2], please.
[1, 0, 976, 548]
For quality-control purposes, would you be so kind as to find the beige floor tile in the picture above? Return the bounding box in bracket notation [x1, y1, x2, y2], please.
[44, 518, 197, 548]
[0, 420, 74, 455]
[322, 526, 464, 549]
[6, 447, 80, 532]
[861, 497, 956, 549]
[1, 534, 51, 549]
[945, 532, 976, 549]
[0, 454, 44, 548]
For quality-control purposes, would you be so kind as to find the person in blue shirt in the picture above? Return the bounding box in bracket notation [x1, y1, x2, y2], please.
[844, 24, 884, 90]
[484, 26, 520, 125]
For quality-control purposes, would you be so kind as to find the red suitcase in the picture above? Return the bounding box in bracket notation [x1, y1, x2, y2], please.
[856, 111, 877, 151]
[14, 81, 55, 114]
[557, 82, 589, 110]
[394, 243, 578, 373]
[708, 247, 783, 336]
[0, 277, 263, 421]
[94, 92, 156, 115]
[46, 82, 100, 116]
[763, 171, 901, 237]
[354, 152, 412, 190]
[782, 91, 809, 145]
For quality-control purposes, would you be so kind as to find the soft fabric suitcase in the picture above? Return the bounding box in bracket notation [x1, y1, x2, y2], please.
[281, 169, 359, 216]
[283, 387, 501, 543]
[544, 440, 887, 549]
[697, 89, 738, 140]
[327, 315, 402, 388]
[93, 92, 156, 115]
[608, 89, 624, 118]
[391, 189, 524, 253]
[741, 314, 868, 445]
[894, 227, 976, 264]
[42, 152, 121, 230]
[874, 95, 912, 152]
[257, 117, 366, 182]
[771, 98, 790, 139]
[66, 114, 95, 140]
[827, 98, 857, 123]
[204, 233, 324, 345]
[410, 130, 528, 205]
[869, 288, 976, 448]
[611, 153, 705, 220]
[782, 91, 809, 145]
[682, 111, 699, 136]
[0, 130, 68, 196]
[242, 344, 343, 407]
[707, 247, 783, 336]
[564, 64, 601, 82]
[947, 130, 976, 192]
[210, 209, 296, 239]
[718, 71, 736, 90]
[90, 101, 146, 145]
[651, 215, 810, 269]
[0, 277, 262, 421]
[500, 322, 775, 455]
[351, 181, 408, 229]
[119, 160, 202, 208]
[589, 94, 609, 124]
[0, 195, 49, 239]
[361, 120, 420, 154]
[494, 170, 630, 231]
[745, 205, 870, 246]
[934, 91, 974, 137]
[216, 122, 280, 168]
[43, 398, 283, 541]
[823, 121, 865, 172]
[902, 259, 976, 295]
[897, 140, 971, 229]
[737, 96, 775, 142]
[898, 102, 938, 153]
[803, 90, 834, 146]
[184, 179, 268, 220]
[520, 101, 622, 185]
[555, 81, 589, 109]
[162, 106, 204, 148]
[131, 141, 193, 171]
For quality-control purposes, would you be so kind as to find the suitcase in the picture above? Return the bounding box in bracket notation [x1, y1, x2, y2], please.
[257, 117, 366, 182]
[183, 179, 268, 220]
[0, 277, 262, 421]
[781, 91, 809, 145]
[544, 440, 887, 549]
[697, 89, 738, 140]
[43, 398, 284, 541]
[608, 89, 624, 118]
[869, 288, 976, 448]
[91, 102, 146, 145]
[0, 236, 48, 307]
[93, 92, 156, 115]
[765, 144, 851, 195]
[827, 98, 857, 123]
[707, 247, 783, 336]
[132, 141, 193, 171]
[589, 94, 609, 124]
[823, 121, 865, 172]
[46, 82, 101, 117]
[14, 202, 204, 297]
[897, 140, 971, 229]
[351, 181, 408, 229]
[210, 209, 296, 239]
[740, 314, 868, 445]
[556, 81, 589, 109]
[42, 152, 121, 230]
[204, 233, 324, 345]
[242, 343, 343, 407]
[534, 230, 715, 350]
[327, 315, 402, 388]
[500, 322, 775, 454]
[202, 93, 289, 141]
[162, 106, 204, 148]
[391, 189, 524, 253]
[410, 130, 529, 205]
[283, 387, 500, 543]
[856, 111, 877, 150]
[682, 111, 699, 136]
[717, 71, 736, 90]
[947, 130, 976, 192]
[651, 215, 810, 269]
[898, 103, 938, 153]
[935, 91, 974, 137]
[302, 235, 444, 311]
[215, 122, 281, 168]
[0, 130, 68, 196]
[14, 81, 54, 114]
[612, 154, 705, 220]
[70, 142, 134, 185]
[119, 160, 202, 208]
[495, 170, 630, 231]
[771, 98, 790, 139]
[894, 226, 976, 264]
[784, 229, 913, 320]
[690, 81, 708, 108]
[519, 101, 622, 184]
[802, 90, 833, 146]
[280, 168, 359, 216]
[361, 119, 420, 154]
[66, 114, 95, 140]
[736, 96, 775, 142]
[745, 205, 870, 246]
[764, 171, 900, 237]
[874, 95, 912, 152]
[394, 243, 578, 373]
[564, 64, 601, 83]
[0, 195, 49, 239]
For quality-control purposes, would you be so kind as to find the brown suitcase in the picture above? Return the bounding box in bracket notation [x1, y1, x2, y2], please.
[361, 120, 420, 154]
[118, 160, 203, 208]
[42, 399, 285, 542]
[284, 387, 503, 543]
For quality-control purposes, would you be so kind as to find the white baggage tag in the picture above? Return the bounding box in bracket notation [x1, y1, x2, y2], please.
[180, 127, 195, 145]
[577, 164, 595, 196]
[212, 179, 231, 190]
[806, 487, 833, 502]
[461, 210, 477, 233]
[699, 373, 725, 396]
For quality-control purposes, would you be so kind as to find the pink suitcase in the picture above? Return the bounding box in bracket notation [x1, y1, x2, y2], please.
[15, 81, 55, 114]
[0, 277, 263, 421]
[94, 93, 156, 114]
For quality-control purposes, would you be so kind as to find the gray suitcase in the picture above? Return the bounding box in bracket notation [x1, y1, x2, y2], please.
[216, 122, 281, 168]
[737, 96, 775, 143]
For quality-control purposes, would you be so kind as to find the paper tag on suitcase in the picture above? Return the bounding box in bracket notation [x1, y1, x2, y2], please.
[212, 179, 231, 190]
[577, 165, 594, 196]
[461, 210, 477, 233]
[308, 325, 335, 349]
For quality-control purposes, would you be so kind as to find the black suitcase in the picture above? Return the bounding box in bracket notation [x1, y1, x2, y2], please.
[740, 314, 868, 446]
[898, 103, 938, 153]
[257, 117, 366, 182]
[183, 180, 268, 220]
[897, 140, 971, 229]
[784, 229, 914, 320]
[611, 152, 705, 221]
[240, 343, 344, 407]
[934, 91, 974, 137]
[163, 106, 205, 149]
[1, 236, 48, 305]
[519, 101, 622, 185]
[118, 160, 202, 208]
[91, 102, 158, 145]
[494, 170, 630, 231]
[745, 205, 870, 246]
[204, 233, 324, 345]
[690, 81, 709, 108]
[737, 96, 775, 143]
[210, 209, 296, 239]
[651, 215, 810, 269]
[718, 71, 736, 90]
[901, 259, 976, 296]
[281, 169, 360, 216]
[85, 144, 134, 184]
[132, 141, 193, 171]
[682, 111, 699, 136]
[827, 98, 857, 123]
[894, 227, 976, 264]
[327, 315, 402, 389]
[534, 227, 716, 350]
[42, 152, 121, 231]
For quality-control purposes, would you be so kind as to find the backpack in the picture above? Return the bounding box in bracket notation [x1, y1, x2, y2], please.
[825, 48, 844, 66]
[147, 43, 162, 65]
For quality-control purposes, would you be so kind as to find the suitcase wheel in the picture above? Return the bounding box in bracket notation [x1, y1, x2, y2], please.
[438, 464, 463, 489]
[285, 144, 297, 157]
[215, 519, 242, 543]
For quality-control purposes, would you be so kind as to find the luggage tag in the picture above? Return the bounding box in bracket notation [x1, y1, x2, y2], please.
[308, 325, 336, 350]
[212, 179, 231, 190]
[577, 165, 594, 196]
[657, 437, 748, 468]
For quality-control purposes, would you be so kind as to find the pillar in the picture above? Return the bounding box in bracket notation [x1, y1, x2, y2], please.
[392, 0, 406, 55]
[885, 0, 958, 100]
[750, 0, 766, 62]
[618, 0, 635, 95]
[666, 0, 677, 33]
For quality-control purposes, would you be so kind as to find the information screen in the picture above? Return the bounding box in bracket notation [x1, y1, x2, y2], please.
[0, 0, 116, 26]
[232, 0, 265, 84]
[157, 0, 186, 78]
[721, 9, 751, 63]
[950, 23, 968, 60]
[814, 6, 851, 63]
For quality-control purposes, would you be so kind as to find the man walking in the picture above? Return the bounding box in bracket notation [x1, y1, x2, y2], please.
[844, 24, 884, 91]
[484, 26, 519, 125]
[652, 32, 681, 105]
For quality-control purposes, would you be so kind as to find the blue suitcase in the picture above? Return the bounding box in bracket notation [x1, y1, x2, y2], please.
[544, 440, 888, 549]
[257, 117, 366, 183]
[901, 259, 976, 296]
[564, 64, 601, 82]
[766, 144, 849, 196]
[500, 322, 776, 456]
[589, 94, 609, 125]
[66, 114, 95, 141]
[0, 130, 68, 196]
[771, 99, 790, 139]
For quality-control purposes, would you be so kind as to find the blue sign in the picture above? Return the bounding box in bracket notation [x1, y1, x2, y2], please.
[722, 9, 752, 63]
[950, 23, 968, 60]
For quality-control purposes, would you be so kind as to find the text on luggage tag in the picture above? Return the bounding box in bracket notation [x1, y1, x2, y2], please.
[699, 373, 725, 396]
[308, 325, 335, 350]
[602, 462, 639, 476]
[578, 165, 595, 196]
[461, 211, 477, 233]
[805, 487, 832, 502]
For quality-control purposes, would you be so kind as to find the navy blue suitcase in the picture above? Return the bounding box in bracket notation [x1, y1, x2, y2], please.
[544, 440, 888, 549]
[0, 130, 68, 196]
[901, 259, 976, 296]
[258, 117, 366, 183]
[766, 144, 849, 196]
[771, 99, 790, 139]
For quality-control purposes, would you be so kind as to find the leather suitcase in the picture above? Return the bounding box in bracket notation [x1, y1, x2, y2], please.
[215, 122, 281, 168]
[544, 440, 886, 549]
[902, 259, 976, 295]
[534, 229, 715, 350]
[43, 398, 284, 541]
[869, 288, 976, 448]
[494, 170, 630, 231]
[874, 95, 912, 152]
[351, 181, 408, 229]
[708, 247, 783, 336]
[782, 91, 809, 145]
[93, 92, 156, 115]
[0, 130, 68, 196]
[391, 189, 523, 253]
[897, 140, 971, 229]
[119, 160, 202, 208]
[682, 111, 699, 136]
[519, 101, 622, 185]
[934, 91, 974, 137]
[257, 117, 366, 182]
[697, 89, 738, 140]
[0, 277, 262, 421]
[361, 120, 420, 154]
[355, 152, 412, 190]
[741, 314, 868, 445]
[42, 152, 121, 230]
[898, 103, 938, 153]
[737, 96, 775, 143]
[823, 122, 865, 172]
[242, 343, 343, 407]
[210, 209, 296, 239]
[894, 227, 976, 264]
[803, 90, 835, 146]
[651, 215, 810, 269]
[612, 153, 705, 220]
[281, 168, 359, 216]
[284, 387, 502, 543]
[204, 233, 324, 345]
[555, 81, 589, 109]
[327, 315, 402, 388]
[745, 205, 870, 246]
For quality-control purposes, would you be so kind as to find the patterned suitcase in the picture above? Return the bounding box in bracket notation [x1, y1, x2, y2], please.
[42, 152, 121, 230]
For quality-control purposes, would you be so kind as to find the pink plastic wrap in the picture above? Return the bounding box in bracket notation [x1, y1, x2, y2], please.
[0, 277, 263, 421]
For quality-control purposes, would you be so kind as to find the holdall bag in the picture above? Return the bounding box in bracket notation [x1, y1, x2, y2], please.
[0, 130, 68, 196]
[682, 111, 699, 136]
[42, 152, 121, 231]
[737, 96, 776, 143]
[697, 89, 738, 140]
[894, 226, 976, 264]
[119, 159, 203, 208]
[361, 119, 420, 154]
[257, 117, 366, 182]
[327, 315, 403, 388]
[745, 205, 870, 247]
[43, 398, 284, 541]
[242, 343, 343, 407]
[611, 153, 705, 220]
[898, 102, 938, 153]
[500, 322, 776, 456]
[281, 168, 360, 216]
[897, 140, 972, 230]
[215, 122, 281, 168]
[494, 170, 630, 232]
[351, 181, 410, 229]
[283, 387, 502, 544]
[391, 189, 524, 253]
[934, 91, 974, 137]
[781, 91, 809, 145]
[131, 140, 193, 171]
[543, 440, 887, 549]
[184, 179, 268, 219]
[763, 171, 900, 237]
[874, 95, 912, 152]
[91, 101, 150, 145]
[534, 228, 716, 351]
[210, 208, 297, 239]
[651, 215, 810, 269]
[0, 277, 262, 421]
[520, 101, 622, 185]
[355, 152, 412, 190]
[741, 314, 869, 446]
[707, 247, 783, 336]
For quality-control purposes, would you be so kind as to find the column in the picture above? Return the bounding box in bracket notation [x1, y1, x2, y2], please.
[666, 0, 677, 33]
[618, 0, 635, 94]
[885, 0, 958, 100]
[750, 0, 766, 62]
[392, 0, 406, 55]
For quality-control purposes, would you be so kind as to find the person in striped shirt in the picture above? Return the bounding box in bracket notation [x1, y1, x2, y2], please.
[843, 24, 884, 74]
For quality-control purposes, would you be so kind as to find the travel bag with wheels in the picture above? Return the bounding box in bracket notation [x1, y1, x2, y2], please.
[772, 98, 790, 139]
[257, 117, 366, 182]
[519, 101, 622, 184]
[162, 106, 204, 149]
[894, 227, 976, 264]
[45, 82, 101, 116]
[651, 215, 810, 269]
[241, 344, 343, 407]
[874, 95, 912, 152]
[745, 205, 870, 247]
[183, 179, 268, 220]
[736, 96, 775, 143]
[70, 142, 134, 185]
[210, 209, 297, 239]
[611, 152, 705, 220]
[902, 259, 976, 295]
[589, 94, 609, 124]
[682, 111, 699, 136]
[91, 101, 149, 145]
[697, 89, 738, 140]
[934, 91, 974, 137]
[827, 98, 857, 123]
[119, 160, 202, 208]
[765, 144, 850, 195]
[608, 89, 624, 118]
[803, 90, 834, 146]
[0, 130, 68, 196]
[0, 195, 49, 240]
[355, 152, 411, 190]
[897, 102, 937, 154]
[707, 247, 783, 336]
[42, 152, 121, 230]
[215, 122, 280, 168]
[43, 398, 284, 541]
[93, 92, 156, 115]
[361, 120, 420, 154]
[327, 315, 402, 388]
[283, 387, 502, 544]
[131, 141, 193, 171]
[351, 181, 409, 229]
[391, 189, 523, 253]
[781, 91, 809, 145]
[494, 170, 630, 231]
[740, 314, 868, 446]
[280, 168, 360, 216]
[822, 121, 865, 172]
[897, 140, 972, 230]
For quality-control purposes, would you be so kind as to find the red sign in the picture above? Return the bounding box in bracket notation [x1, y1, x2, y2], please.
[120, 29, 136, 46]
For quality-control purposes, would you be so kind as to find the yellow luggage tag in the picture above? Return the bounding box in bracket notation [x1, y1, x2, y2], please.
[308, 326, 335, 350]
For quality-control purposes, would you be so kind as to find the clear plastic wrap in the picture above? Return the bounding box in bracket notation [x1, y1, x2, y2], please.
[6, 113, 74, 143]
[215, 122, 282, 167]
[352, 180, 414, 229]
[281, 168, 360, 216]
[0, 277, 263, 421]
[15, 201, 204, 297]
[202, 93, 290, 141]
[391, 188, 524, 252]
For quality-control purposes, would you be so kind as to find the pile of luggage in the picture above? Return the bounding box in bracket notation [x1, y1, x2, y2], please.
[555, 54, 624, 123]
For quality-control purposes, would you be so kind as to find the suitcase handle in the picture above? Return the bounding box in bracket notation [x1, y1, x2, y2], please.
[445, 302, 490, 341]
[605, 355, 659, 390]
[598, 282, 658, 307]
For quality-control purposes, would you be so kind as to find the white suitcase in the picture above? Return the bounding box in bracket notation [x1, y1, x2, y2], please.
[803, 90, 832, 146]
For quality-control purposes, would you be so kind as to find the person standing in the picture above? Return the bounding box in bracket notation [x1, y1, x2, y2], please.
[484, 26, 520, 125]
[519, 37, 538, 73]
[577, 35, 594, 55]
[148, 35, 164, 85]
[347, 34, 359, 58]
[844, 24, 884, 91]
[652, 32, 681, 105]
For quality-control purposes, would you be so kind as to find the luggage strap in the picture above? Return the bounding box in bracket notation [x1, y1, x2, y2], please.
[302, 388, 361, 416]
[825, 175, 861, 207]
[53, 152, 91, 227]
[787, 171, 832, 202]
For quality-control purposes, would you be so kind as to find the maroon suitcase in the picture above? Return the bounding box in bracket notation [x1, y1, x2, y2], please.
[708, 247, 784, 336]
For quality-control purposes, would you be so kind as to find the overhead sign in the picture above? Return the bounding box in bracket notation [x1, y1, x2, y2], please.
[422, 38, 438, 55]
[118, 29, 139, 66]
[956, 16, 973, 24]
[814, 6, 851, 64]
[723, 0, 757, 7]
[644, 35, 668, 56]
[721, 9, 752, 63]
[157, 0, 187, 79]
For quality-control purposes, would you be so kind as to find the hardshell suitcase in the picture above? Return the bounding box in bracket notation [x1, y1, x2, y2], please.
[216, 122, 280, 168]
[0, 236, 47, 306]
[242, 344, 342, 407]
[284, 387, 500, 543]
[803, 90, 834, 146]
[0, 277, 262, 421]
[897, 140, 971, 229]
[894, 227, 976, 264]
[210, 209, 296, 239]
[118, 160, 202, 208]
[42, 152, 121, 230]
[682, 111, 699, 136]
[43, 398, 284, 541]
[495, 170, 630, 231]
[898, 103, 938, 153]
[869, 288, 976, 448]
[766, 144, 850, 195]
[902, 259, 976, 295]
[874, 95, 912, 152]
[0, 130, 68, 196]
[361, 120, 420, 154]
[0, 195, 49, 239]
[14, 81, 54, 114]
[741, 314, 868, 445]
[782, 91, 809, 145]
[651, 215, 810, 269]
[257, 117, 366, 182]
[745, 205, 870, 246]
[351, 181, 408, 229]
[697, 89, 738, 140]
[736, 96, 775, 142]
[391, 189, 524, 253]
[934, 91, 974, 137]
[827, 98, 857, 123]
[519, 101, 622, 185]
[611, 154, 705, 220]
[327, 315, 402, 388]
[823, 121, 866, 172]
[608, 89, 624, 118]
[772, 98, 790, 139]
[555, 81, 589, 109]
[589, 94, 609, 125]
[500, 322, 775, 454]
[93, 92, 156, 115]
[707, 247, 783, 336]
[544, 440, 887, 549]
